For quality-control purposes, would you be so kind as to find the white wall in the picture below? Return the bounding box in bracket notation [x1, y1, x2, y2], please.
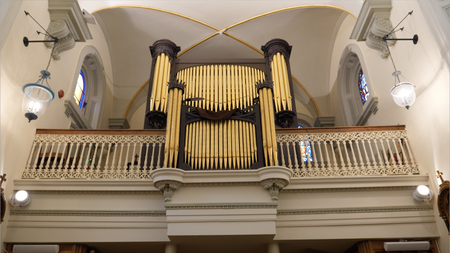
[328, 1, 449, 251]
[0, 0, 114, 247]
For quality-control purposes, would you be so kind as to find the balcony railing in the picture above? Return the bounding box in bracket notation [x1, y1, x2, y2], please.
[277, 126, 419, 177]
[22, 126, 419, 180]
[22, 129, 166, 179]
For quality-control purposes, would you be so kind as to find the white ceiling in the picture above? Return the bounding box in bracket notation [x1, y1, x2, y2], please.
[81, 1, 361, 119]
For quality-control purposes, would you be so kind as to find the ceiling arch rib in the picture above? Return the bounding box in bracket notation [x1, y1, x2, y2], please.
[96, 5, 354, 120]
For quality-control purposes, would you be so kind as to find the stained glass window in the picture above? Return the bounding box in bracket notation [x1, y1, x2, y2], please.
[300, 135, 313, 162]
[74, 71, 86, 109]
[358, 68, 369, 105]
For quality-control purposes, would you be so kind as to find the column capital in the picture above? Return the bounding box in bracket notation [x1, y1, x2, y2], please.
[150, 39, 181, 62]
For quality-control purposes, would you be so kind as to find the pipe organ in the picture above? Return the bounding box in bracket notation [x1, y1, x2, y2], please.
[145, 39, 298, 170]
[177, 64, 265, 170]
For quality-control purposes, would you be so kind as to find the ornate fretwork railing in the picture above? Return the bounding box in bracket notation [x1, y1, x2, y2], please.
[22, 126, 420, 180]
[276, 126, 420, 177]
[22, 129, 165, 179]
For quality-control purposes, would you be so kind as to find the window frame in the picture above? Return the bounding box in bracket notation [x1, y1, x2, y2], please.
[65, 46, 105, 129]
[337, 44, 378, 126]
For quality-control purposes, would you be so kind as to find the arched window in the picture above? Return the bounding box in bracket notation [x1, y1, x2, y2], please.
[65, 46, 105, 129]
[337, 44, 378, 126]
[74, 71, 86, 110]
[358, 68, 369, 105]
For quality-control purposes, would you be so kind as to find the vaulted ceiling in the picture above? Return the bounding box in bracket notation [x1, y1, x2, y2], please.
[82, 1, 361, 123]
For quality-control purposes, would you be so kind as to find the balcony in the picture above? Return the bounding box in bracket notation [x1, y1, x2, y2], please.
[21, 125, 419, 180]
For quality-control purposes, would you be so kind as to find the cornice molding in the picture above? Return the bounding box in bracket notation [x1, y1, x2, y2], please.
[27, 190, 162, 195]
[10, 210, 166, 216]
[283, 186, 416, 194]
[277, 205, 433, 215]
[48, 0, 92, 42]
[165, 202, 278, 210]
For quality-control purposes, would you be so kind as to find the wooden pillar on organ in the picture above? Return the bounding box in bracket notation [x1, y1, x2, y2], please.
[261, 39, 298, 128]
[145, 39, 180, 129]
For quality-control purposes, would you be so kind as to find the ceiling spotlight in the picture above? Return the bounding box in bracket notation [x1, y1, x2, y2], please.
[10, 190, 31, 207]
[413, 185, 434, 202]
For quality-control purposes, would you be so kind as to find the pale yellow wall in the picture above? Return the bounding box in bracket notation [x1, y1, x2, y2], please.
[0, 0, 114, 246]
[328, 1, 449, 251]
[129, 102, 146, 129]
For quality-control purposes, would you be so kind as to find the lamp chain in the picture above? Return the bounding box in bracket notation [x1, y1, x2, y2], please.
[385, 41, 401, 84]
[45, 45, 56, 72]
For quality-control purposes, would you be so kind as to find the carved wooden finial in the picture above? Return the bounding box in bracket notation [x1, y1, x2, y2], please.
[0, 174, 6, 188]
[436, 170, 445, 184]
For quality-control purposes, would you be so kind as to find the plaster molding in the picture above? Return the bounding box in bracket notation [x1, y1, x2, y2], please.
[48, 0, 92, 42]
[108, 118, 130, 129]
[355, 97, 378, 126]
[64, 100, 91, 129]
[350, 0, 396, 58]
[257, 166, 292, 200]
[151, 168, 185, 183]
[282, 186, 416, 194]
[277, 205, 433, 215]
[10, 210, 166, 216]
[45, 0, 92, 60]
[13, 179, 158, 192]
[257, 166, 292, 182]
[45, 20, 75, 60]
[287, 174, 429, 190]
[261, 179, 289, 200]
[27, 190, 162, 195]
[165, 202, 278, 210]
[182, 182, 260, 187]
[153, 179, 182, 202]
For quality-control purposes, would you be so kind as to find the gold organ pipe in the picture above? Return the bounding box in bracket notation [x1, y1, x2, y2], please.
[229, 120, 233, 169]
[149, 55, 161, 111]
[185, 122, 190, 164]
[271, 57, 280, 112]
[201, 120, 206, 169]
[173, 89, 182, 167]
[153, 53, 164, 111]
[218, 65, 223, 111]
[214, 120, 219, 168]
[219, 120, 223, 169]
[161, 54, 171, 113]
[280, 54, 292, 111]
[206, 118, 210, 169]
[262, 88, 272, 166]
[276, 53, 287, 111]
[164, 88, 174, 167]
[259, 88, 268, 166]
[171, 89, 178, 167]
[267, 87, 278, 165]
[214, 65, 219, 111]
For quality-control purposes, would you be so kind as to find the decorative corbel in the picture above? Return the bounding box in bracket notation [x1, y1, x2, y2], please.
[45, 0, 93, 60]
[154, 180, 182, 202]
[45, 20, 75, 60]
[261, 178, 288, 200]
[350, 0, 396, 59]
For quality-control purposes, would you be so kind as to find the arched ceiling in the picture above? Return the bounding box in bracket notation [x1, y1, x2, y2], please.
[82, 1, 361, 120]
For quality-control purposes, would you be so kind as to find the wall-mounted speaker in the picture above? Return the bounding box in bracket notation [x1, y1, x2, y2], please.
[384, 241, 430, 251]
[13, 245, 59, 253]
